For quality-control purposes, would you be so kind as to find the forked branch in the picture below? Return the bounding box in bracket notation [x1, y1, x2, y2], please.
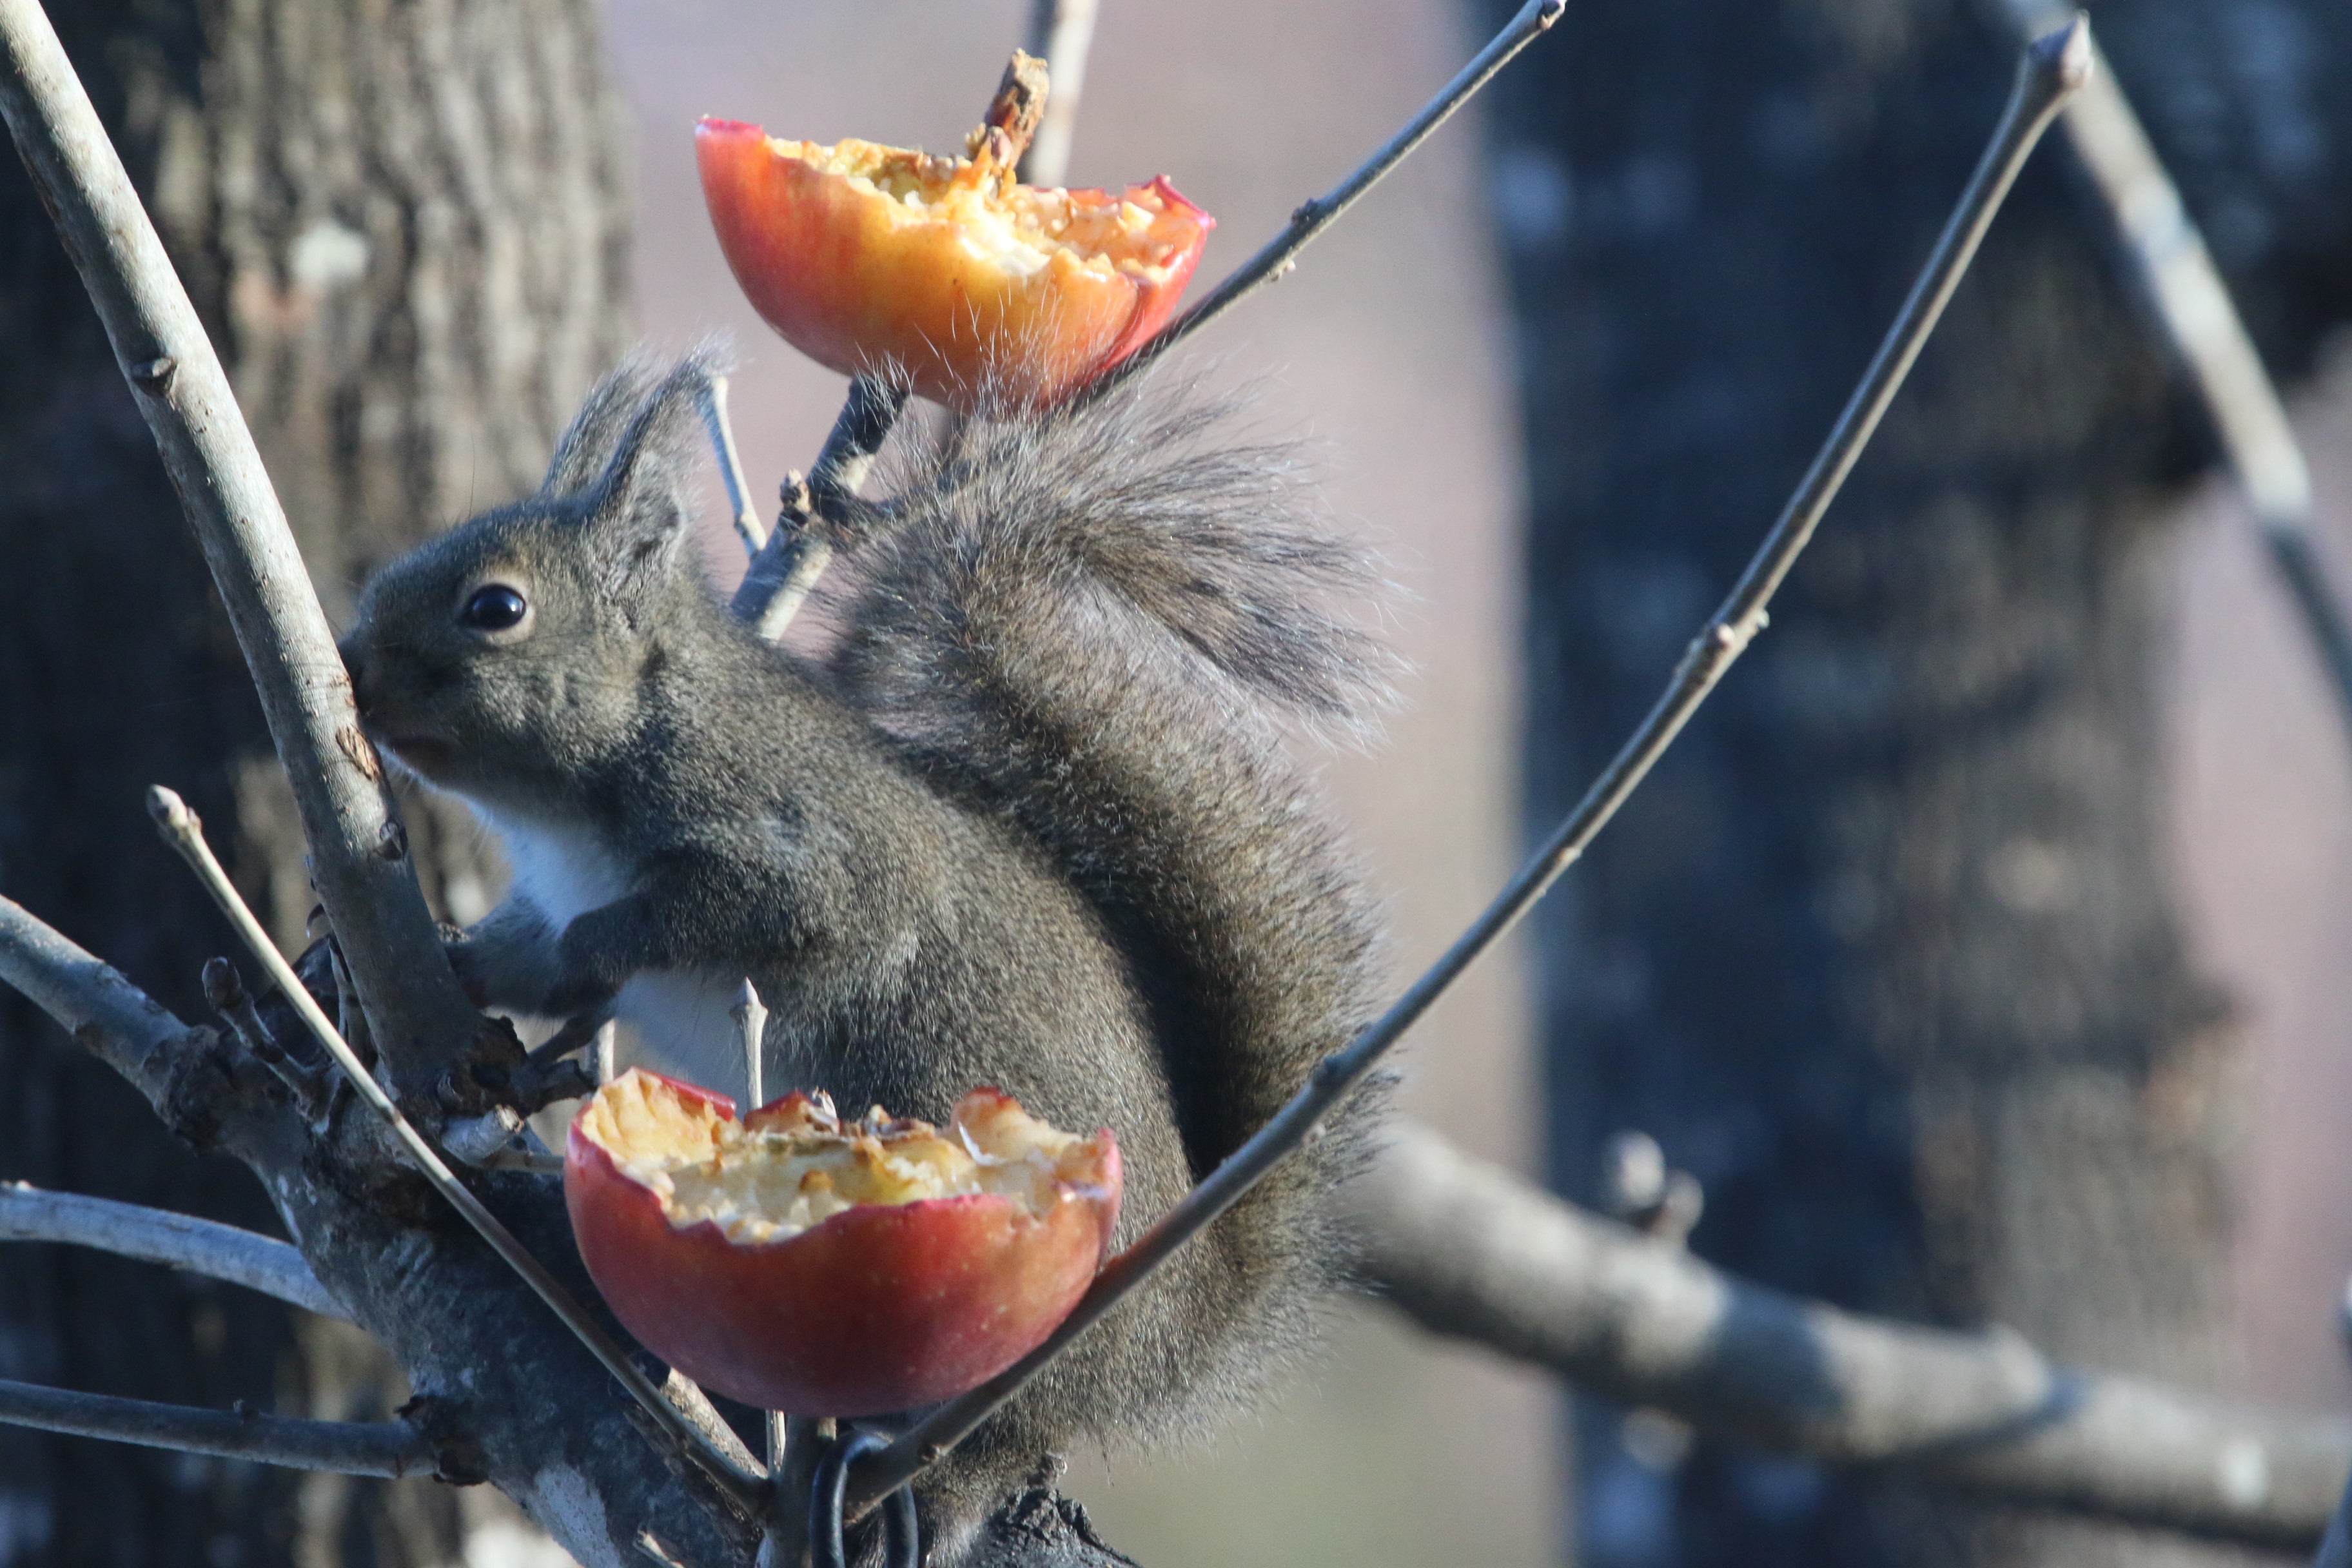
[847, 16, 2096, 1512]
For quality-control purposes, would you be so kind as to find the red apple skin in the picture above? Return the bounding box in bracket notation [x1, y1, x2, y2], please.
[695, 118, 1211, 409]
[564, 1073, 1121, 1416]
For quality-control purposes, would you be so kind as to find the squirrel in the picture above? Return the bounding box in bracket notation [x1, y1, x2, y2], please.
[338, 350, 1392, 1553]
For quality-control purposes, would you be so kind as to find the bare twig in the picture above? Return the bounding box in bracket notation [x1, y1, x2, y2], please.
[1018, 0, 1099, 187]
[1090, 0, 1567, 398]
[732, 375, 910, 638]
[1990, 0, 2352, 734]
[0, 1182, 346, 1320]
[0, 1377, 436, 1478]
[1360, 1123, 2349, 1551]
[145, 787, 768, 1510]
[846, 19, 2093, 1512]
[0, 0, 480, 1104]
[203, 956, 331, 1119]
[700, 374, 769, 557]
[733, 980, 768, 1110]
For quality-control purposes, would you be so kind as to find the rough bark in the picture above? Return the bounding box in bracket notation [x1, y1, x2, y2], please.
[0, 1, 628, 1563]
[1480, 0, 2352, 1564]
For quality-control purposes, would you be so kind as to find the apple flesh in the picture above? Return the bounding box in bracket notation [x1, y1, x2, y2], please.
[696, 118, 1212, 409]
[565, 1069, 1121, 1416]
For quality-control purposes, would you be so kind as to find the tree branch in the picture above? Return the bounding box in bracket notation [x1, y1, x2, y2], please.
[699, 374, 768, 558]
[732, 374, 910, 639]
[0, 1182, 346, 1320]
[0, 0, 480, 1104]
[1358, 1123, 2349, 1551]
[846, 18, 2094, 1514]
[0, 894, 201, 1100]
[0, 1378, 439, 1478]
[1990, 0, 2352, 736]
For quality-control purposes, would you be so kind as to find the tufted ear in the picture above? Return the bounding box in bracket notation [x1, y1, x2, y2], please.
[564, 353, 720, 611]
[544, 354, 663, 497]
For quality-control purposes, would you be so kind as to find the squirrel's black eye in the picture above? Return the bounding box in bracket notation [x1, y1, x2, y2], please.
[460, 584, 529, 632]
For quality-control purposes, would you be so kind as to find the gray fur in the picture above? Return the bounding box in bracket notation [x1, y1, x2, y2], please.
[339, 352, 1392, 1548]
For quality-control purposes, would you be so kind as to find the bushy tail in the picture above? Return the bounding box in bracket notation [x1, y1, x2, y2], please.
[827, 374, 1394, 1423]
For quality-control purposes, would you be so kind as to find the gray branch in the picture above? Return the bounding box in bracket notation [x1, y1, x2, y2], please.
[0, 1377, 436, 1478]
[0, 1182, 346, 1320]
[1358, 1122, 2351, 1551]
[0, 0, 480, 1105]
[0, 894, 196, 1095]
[1989, 0, 2352, 736]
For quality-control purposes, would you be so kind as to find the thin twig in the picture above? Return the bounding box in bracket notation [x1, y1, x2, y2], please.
[1087, 0, 1567, 400]
[0, 1377, 436, 1477]
[846, 18, 2095, 1511]
[729, 980, 789, 1477]
[0, 0, 480, 1104]
[145, 787, 767, 1511]
[0, 1182, 346, 1320]
[1989, 0, 2352, 736]
[700, 374, 769, 557]
[732, 375, 910, 638]
[733, 980, 768, 1110]
[203, 956, 331, 1120]
[1361, 1122, 2349, 1551]
[1017, 0, 1099, 188]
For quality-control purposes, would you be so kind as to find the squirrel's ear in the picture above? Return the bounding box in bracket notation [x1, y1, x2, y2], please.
[573, 355, 714, 611]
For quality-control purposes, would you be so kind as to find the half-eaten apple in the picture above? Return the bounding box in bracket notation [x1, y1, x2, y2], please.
[565, 1068, 1121, 1416]
[696, 117, 1212, 409]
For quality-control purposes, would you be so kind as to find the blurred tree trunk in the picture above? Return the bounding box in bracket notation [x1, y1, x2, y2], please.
[1480, 1, 2352, 1565]
[0, 1, 628, 1563]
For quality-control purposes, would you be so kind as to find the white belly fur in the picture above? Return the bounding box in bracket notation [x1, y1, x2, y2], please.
[480, 807, 745, 1091]
[614, 967, 747, 1088]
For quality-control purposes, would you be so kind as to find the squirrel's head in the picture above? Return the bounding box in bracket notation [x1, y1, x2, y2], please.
[340, 354, 715, 805]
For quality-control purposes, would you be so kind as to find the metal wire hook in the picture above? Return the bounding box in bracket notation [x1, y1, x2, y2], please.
[810, 1426, 919, 1568]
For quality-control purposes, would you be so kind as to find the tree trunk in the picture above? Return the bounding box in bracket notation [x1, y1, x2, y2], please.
[0, 1, 628, 1563]
[1480, 0, 2352, 1563]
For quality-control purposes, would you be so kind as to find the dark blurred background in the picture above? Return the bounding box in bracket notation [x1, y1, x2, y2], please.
[5, 1, 2352, 1565]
